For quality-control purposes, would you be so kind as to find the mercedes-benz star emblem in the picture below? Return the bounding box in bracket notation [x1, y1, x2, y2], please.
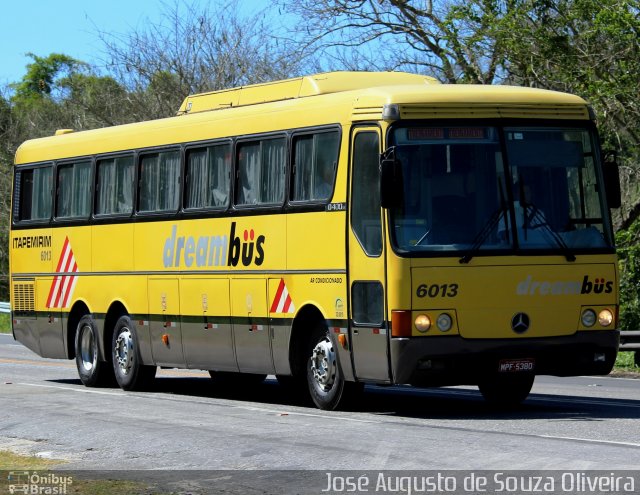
[511, 313, 530, 334]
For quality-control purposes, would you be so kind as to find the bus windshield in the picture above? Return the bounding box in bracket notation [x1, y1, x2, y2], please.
[388, 125, 613, 255]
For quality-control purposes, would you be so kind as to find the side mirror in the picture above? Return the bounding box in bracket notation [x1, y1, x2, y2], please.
[380, 157, 403, 209]
[602, 151, 621, 209]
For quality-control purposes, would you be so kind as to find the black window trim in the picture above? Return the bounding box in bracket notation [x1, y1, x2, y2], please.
[233, 132, 289, 211]
[182, 138, 233, 215]
[135, 145, 183, 218]
[93, 151, 137, 221]
[288, 124, 342, 208]
[12, 161, 55, 226]
[53, 155, 95, 225]
[11, 123, 346, 230]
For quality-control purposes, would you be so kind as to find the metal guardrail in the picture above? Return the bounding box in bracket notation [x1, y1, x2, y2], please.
[620, 330, 640, 351]
[0, 302, 9, 314]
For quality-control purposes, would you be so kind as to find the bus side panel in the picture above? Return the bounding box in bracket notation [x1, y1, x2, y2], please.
[148, 277, 185, 368]
[285, 211, 353, 381]
[181, 277, 237, 371]
[11, 226, 54, 358]
[36, 278, 66, 358]
[268, 276, 293, 376]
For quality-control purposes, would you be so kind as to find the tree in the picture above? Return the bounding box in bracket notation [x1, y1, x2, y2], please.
[0, 1, 305, 301]
[277, 0, 511, 83]
[280, 0, 640, 221]
[99, 0, 303, 120]
[0, 91, 11, 300]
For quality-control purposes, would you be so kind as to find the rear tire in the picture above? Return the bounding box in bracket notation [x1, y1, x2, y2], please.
[75, 315, 114, 387]
[478, 374, 534, 407]
[111, 316, 156, 391]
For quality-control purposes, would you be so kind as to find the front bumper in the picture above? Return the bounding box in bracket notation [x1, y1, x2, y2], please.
[390, 330, 619, 386]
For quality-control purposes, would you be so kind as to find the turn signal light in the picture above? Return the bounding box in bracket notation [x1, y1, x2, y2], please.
[391, 310, 412, 337]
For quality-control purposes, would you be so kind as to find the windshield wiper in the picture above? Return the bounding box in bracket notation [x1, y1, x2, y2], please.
[460, 179, 509, 264]
[523, 203, 576, 262]
[459, 205, 507, 264]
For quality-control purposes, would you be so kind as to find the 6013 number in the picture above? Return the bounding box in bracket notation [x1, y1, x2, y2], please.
[416, 283, 459, 298]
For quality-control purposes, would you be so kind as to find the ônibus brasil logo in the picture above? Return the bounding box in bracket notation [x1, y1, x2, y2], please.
[46, 237, 79, 309]
[163, 222, 265, 268]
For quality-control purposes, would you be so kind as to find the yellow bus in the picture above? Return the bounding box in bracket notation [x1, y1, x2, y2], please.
[10, 72, 621, 409]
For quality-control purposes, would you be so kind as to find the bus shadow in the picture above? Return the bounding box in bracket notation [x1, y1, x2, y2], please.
[48, 374, 640, 421]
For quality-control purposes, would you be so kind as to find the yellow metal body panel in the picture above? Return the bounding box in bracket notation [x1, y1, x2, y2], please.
[410, 259, 617, 339]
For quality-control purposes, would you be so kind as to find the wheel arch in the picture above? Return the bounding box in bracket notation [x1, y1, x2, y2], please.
[65, 300, 91, 359]
[288, 304, 325, 378]
[287, 303, 354, 382]
[100, 300, 129, 362]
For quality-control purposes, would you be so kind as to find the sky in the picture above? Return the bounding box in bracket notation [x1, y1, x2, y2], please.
[0, 0, 270, 87]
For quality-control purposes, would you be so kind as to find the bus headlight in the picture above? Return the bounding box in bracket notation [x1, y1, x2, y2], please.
[581, 309, 596, 327]
[436, 313, 453, 332]
[414, 314, 431, 333]
[598, 309, 614, 327]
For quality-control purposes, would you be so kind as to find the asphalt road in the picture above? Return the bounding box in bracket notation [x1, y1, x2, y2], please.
[1, 333, 639, 493]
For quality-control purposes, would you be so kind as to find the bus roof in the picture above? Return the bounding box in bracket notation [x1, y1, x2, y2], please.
[14, 71, 591, 165]
[176, 71, 439, 114]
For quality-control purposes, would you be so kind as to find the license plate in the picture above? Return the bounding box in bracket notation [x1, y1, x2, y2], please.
[498, 358, 535, 373]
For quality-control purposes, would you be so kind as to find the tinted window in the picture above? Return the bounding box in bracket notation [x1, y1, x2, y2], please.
[56, 160, 92, 219]
[185, 144, 231, 209]
[14, 166, 52, 222]
[138, 150, 180, 212]
[351, 132, 381, 256]
[96, 155, 134, 215]
[292, 131, 339, 201]
[236, 138, 286, 206]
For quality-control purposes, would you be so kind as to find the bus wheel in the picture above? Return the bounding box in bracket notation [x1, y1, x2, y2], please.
[306, 323, 352, 410]
[75, 315, 113, 387]
[478, 374, 534, 407]
[111, 316, 156, 391]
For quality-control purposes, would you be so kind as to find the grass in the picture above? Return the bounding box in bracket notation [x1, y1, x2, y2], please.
[614, 351, 639, 372]
[0, 450, 60, 470]
[0, 451, 164, 494]
[0, 313, 9, 333]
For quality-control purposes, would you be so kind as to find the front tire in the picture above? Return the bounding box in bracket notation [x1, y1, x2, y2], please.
[111, 316, 156, 391]
[478, 374, 534, 407]
[306, 322, 360, 410]
[75, 315, 114, 387]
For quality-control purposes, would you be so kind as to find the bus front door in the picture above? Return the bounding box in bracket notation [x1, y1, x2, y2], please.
[348, 128, 391, 383]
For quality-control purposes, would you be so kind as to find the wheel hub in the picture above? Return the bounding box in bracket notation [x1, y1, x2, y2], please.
[114, 329, 134, 375]
[310, 338, 336, 391]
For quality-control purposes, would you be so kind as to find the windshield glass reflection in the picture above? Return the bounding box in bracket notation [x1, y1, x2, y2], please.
[389, 125, 612, 255]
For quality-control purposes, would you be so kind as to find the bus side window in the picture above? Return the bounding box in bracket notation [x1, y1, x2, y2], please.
[185, 144, 231, 209]
[96, 155, 134, 215]
[292, 130, 339, 202]
[237, 143, 260, 205]
[14, 166, 53, 222]
[236, 138, 286, 206]
[351, 132, 382, 256]
[138, 150, 180, 213]
[56, 160, 92, 219]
